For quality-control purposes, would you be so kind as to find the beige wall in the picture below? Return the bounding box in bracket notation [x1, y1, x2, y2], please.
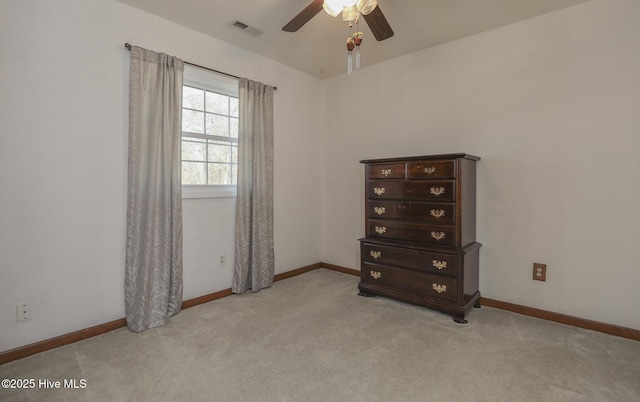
[320, 0, 640, 330]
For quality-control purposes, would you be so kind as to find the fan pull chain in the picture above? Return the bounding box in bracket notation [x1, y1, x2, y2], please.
[347, 21, 354, 75]
[355, 20, 361, 70]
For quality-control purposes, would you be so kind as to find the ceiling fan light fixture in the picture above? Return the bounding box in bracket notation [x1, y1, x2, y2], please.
[323, 0, 359, 17]
[356, 0, 378, 15]
[283, 0, 393, 43]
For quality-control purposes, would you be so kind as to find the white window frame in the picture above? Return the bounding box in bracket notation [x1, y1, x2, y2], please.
[182, 65, 239, 199]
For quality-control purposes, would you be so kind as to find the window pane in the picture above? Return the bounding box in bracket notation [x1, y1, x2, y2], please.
[208, 142, 231, 163]
[181, 79, 240, 189]
[206, 114, 229, 137]
[183, 86, 205, 110]
[230, 97, 239, 117]
[183, 110, 205, 134]
[230, 117, 238, 138]
[206, 92, 229, 115]
[208, 163, 231, 185]
[182, 161, 207, 185]
[182, 140, 206, 161]
[231, 144, 238, 163]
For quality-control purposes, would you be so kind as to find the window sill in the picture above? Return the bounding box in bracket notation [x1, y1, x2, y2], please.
[182, 185, 237, 199]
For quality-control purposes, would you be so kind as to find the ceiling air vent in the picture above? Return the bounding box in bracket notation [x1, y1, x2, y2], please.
[231, 20, 264, 36]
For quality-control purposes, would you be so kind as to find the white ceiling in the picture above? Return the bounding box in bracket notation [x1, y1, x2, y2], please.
[118, 0, 590, 79]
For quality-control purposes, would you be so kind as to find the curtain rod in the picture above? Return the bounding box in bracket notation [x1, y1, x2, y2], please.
[124, 43, 277, 91]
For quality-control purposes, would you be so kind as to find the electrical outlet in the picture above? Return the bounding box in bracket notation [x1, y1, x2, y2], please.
[17, 302, 32, 322]
[219, 254, 226, 267]
[533, 263, 546, 281]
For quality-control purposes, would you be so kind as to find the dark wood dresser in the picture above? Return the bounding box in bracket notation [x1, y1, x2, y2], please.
[358, 153, 481, 323]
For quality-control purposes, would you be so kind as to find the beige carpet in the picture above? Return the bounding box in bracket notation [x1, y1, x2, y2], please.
[1, 268, 639, 401]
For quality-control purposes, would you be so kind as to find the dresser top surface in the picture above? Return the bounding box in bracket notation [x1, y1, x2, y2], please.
[360, 153, 480, 164]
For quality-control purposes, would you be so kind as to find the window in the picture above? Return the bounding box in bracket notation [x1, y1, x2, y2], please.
[181, 66, 238, 198]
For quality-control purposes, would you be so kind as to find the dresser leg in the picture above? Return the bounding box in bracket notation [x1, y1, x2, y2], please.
[452, 316, 468, 324]
[473, 301, 481, 308]
[358, 291, 377, 297]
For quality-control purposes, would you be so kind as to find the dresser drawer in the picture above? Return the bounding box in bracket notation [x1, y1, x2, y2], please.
[407, 160, 455, 179]
[367, 201, 455, 225]
[368, 180, 455, 201]
[362, 243, 458, 277]
[362, 262, 457, 302]
[367, 163, 406, 179]
[368, 220, 456, 247]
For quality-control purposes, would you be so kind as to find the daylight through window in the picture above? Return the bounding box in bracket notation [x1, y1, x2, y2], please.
[181, 83, 238, 186]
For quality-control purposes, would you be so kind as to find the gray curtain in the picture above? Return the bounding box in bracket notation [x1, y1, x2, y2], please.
[233, 78, 275, 294]
[125, 46, 184, 332]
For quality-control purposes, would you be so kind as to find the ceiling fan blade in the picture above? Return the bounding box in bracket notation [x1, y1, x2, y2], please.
[362, 5, 394, 41]
[283, 0, 324, 32]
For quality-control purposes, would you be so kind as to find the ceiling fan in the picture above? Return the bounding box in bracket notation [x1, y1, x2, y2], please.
[282, 0, 394, 41]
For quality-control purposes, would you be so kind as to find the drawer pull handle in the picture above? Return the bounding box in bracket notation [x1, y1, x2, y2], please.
[373, 187, 385, 196]
[374, 207, 386, 215]
[430, 187, 445, 196]
[374, 226, 387, 235]
[424, 167, 437, 175]
[430, 209, 445, 218]
[370, 271, 382, 280]
[431, 231, 445, 240]
[370, 250, 382, 259]
[432, 284, 447, 293]
[432, 260, 447, 270]
[381, 169, 392, 176]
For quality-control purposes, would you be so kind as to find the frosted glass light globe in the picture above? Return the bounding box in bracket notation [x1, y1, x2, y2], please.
[323, 0, 344, 17]
[341, 5, 360, 22]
